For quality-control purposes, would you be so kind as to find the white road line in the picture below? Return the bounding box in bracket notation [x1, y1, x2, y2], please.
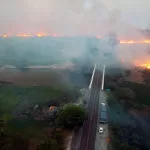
[89, 64, 96, 89]
[101, 65, 105, 90]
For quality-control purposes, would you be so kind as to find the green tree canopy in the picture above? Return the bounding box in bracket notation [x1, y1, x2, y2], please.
[114, 87, 136, 100]
[56, 104, 86, 128]
[142, 69, 150, 86]
[105, 82, 119, 91]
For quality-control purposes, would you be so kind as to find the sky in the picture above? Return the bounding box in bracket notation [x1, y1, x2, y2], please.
[0, 0, 150, 36]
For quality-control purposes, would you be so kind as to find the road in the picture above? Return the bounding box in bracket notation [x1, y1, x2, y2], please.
[79, 69, 102, 150]
[95, 91, 108, 150]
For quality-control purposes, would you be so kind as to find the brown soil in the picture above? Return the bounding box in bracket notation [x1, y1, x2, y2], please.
[0, 68, 70, 85]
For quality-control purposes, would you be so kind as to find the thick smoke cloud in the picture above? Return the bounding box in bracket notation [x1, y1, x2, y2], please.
[0, 0, 150, 68]
[0, 0, 150, 36]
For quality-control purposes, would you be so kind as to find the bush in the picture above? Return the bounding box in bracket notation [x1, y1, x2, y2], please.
[105, 82, 119, 91]
[56, 104, 86, 128]
[114, 87, 136, 100]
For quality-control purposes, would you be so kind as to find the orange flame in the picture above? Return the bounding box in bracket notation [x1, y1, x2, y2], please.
[16, 34, 32, 37]
[36, 33, 46, 37]
[120, 40, 150, 44]
[1, 34, 150, 44]
[3, 34, 7, 38]
[135, 63, 150, 69]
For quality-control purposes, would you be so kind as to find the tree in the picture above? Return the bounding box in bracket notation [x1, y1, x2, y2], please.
[62, 89, 81, 103]
[56, 104, 86, 128]
[124, 69, 131, 77]
[142, 69, 150, 86]
[114, 88, 136, 100]
[105, 82, 119, 91]
[83, 100, 87, 105]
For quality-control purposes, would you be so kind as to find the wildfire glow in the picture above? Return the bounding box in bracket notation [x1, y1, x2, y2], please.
[135, 63, 150, 69]
[1, 34, 150, 44]
[120, 40, 150, 44]
[36, 33, 46, 37]
[3, 34, 7, 38]
[16, 34, 32, 37]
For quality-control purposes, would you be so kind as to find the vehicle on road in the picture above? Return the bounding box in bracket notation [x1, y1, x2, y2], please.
[99, 103, 107, 123]
[100, 111, 107, 123]
[99, 127, 104, 133]
[100, 103, 107, 111]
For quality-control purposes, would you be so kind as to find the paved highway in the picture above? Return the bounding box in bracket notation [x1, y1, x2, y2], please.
[79, 68, 102, 150]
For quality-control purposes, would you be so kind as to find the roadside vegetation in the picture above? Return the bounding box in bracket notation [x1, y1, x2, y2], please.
[105, 67, 150, 150]
[0, 83, 87, 150]
[56, 104, 86, 128]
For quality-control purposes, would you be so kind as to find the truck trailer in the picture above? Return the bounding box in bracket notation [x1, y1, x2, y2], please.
[99, 103, 107, 123]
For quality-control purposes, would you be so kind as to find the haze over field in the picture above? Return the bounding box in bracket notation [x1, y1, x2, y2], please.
[0, 0, 150, 38]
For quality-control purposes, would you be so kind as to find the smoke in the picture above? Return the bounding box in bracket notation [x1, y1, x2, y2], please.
[0, 0, 150, 35]
[0, 0, 150, 68]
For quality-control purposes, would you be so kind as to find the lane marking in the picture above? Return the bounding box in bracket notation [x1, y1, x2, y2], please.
[89, 64, 96, 89]
[101, 65, 105, 90]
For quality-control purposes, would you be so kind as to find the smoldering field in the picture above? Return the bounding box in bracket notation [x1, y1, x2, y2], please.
[0, 36, 150, 86]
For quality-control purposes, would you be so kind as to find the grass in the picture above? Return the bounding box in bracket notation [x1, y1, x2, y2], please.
[0, 85, 69, 116]
[7, 119, 50, 138]
[0, 85, 72, 140]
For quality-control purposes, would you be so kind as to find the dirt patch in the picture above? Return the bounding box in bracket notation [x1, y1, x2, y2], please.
[125, 69, 143, 84]
[62, 129, 73, 149]
[0, 68, 70, 85]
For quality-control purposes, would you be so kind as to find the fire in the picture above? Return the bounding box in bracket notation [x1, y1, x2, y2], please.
[1, 34, 150, 44]
[120, 40, 150, 44]
[36, 33, 46, 37]
[136, 63, 150, 69]
[3, 34, 7, 38]
[16, 34, 32, 37]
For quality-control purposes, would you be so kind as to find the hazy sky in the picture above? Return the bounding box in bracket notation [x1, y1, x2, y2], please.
[0, 0, 150, 36]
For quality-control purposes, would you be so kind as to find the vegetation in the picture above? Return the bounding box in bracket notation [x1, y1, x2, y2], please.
[0, 85, 80, 116]
[105, 67, 150, 107]
[0, 37, 66, 69]
[110, 125, 140, 150]
[37, 139, 61, 150]
[106, 68, 150, 150]
[0, 133, 29, 150]
[119, 82, 150, 106]
[0, 84, 82, 149]
[124, 69, 131, 77]
[56, 104, 86, 128]
[37, 130, 63, 150]
[114, 87, 135, 100]
[104, 82, 119, 91]
[141, 69, 150, 86]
